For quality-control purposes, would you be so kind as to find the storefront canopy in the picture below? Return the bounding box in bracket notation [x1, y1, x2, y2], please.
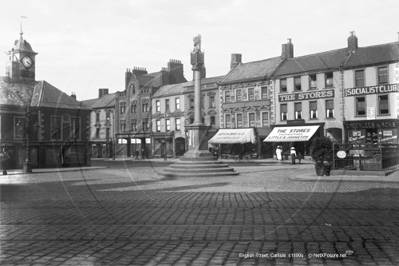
[263, 126, 319, 142]
[208, 128, 256, 144]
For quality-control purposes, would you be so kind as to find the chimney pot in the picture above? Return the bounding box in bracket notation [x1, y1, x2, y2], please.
[348, 31, 358, 52]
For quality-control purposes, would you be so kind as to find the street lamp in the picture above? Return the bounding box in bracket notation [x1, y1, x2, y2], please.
[23, 105, 32, 173]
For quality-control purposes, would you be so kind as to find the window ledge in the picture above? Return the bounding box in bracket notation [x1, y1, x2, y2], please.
[377, 114, 391, 117]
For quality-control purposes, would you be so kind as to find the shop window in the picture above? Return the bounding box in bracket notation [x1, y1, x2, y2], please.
[225, 114, 231, 128]
[248, 113, 255, 127]
[175, 118, 181, 131]
[156, 120, 161, 132]
[378, 95, 389, 115]
[378, 66, 388, 84]
[325, 72, 334, 88]
[261, 87, 268, 99]
[156, 100, 160, 112]
[280, 104, 287, 121]
[309, 74, 317, 89]
[236, 114, 243, 128]
[355, 70, 364, 87]
[165, 99, 170, 112]
[225, 90, 231, 103]
[14, 117, 26, 139]
[356, 97, 366, 116]
[175, 98, 180, 110]
[51, 116, 62, 140]
[261, 112, 269, 127]
[294, 102, 302, 119]
[294, 77, 302, 91]
[248, 88, 255, 101]
[280, 79, 287, 93]
[236, 89, 242, 102]
[310, 101, 318, 119]
[326, 100, 334, 118]
[166, 119, 170, 132]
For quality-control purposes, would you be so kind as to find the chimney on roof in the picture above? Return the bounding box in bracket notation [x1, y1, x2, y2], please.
[71, 92, 76, 100]
[99, 88, 109, 98]
[168, 59, 185, 84]
[348, 31, 358, 52]
[281, 38, 294, 59]
[132, 66, 148, 77]
[125, 68, 132, 90]
[230, 53, 242, 69]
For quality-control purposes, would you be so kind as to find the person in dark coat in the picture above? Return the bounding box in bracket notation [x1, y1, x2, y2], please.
[1, 149, 10, 175]
[163, 149, 167, 161]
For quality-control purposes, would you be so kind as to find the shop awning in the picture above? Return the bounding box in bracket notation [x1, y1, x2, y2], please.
[208, 128, 256, 144]
[263, 126, 319, 142]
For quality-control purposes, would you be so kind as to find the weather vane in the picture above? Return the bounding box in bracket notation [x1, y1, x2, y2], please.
[20, 16, 27, 35]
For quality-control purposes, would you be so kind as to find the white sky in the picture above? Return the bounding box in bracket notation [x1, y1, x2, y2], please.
[1, 0, 398, 100]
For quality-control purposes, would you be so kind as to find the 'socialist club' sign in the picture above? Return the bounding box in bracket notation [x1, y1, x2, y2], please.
[344, 83, 398, 96]
[279, 90, 334, 102]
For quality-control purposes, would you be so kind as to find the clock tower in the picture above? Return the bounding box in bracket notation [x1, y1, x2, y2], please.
[6, 29, 38, 82]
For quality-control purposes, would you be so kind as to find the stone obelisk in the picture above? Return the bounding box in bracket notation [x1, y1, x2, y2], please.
[182, 34, 213, 159]
[160, 35, 238, 177]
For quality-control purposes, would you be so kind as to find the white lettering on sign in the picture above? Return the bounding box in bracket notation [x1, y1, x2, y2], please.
[345, 84, 399, 97]
[279, 90, 334, 102]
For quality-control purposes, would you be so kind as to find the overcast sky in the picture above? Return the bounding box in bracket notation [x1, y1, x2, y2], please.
[1, 0, 398, 100]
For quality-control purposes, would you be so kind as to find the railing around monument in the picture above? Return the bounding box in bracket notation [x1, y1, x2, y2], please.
[332, 142, 399, 171]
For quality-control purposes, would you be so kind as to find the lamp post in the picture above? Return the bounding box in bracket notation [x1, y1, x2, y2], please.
[22, 105, 32, 173]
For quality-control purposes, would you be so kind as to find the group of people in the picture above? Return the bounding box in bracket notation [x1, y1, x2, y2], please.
[275, 146, 302, 164]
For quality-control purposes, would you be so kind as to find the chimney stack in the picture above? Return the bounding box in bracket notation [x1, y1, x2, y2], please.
[168, 59, 185, 84]
[348, 31, 358, 52]
[125, 68, 132, 90]
[281, 38, 294, 59]
[98, 88, 109, 98]
[230, 53, 242, 69]
[71, 92, 76, 100]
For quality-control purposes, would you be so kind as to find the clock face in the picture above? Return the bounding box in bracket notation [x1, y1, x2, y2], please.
[22, 56, 33, 68]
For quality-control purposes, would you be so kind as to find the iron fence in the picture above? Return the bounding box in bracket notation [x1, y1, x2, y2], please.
[332, 143, 399, 171]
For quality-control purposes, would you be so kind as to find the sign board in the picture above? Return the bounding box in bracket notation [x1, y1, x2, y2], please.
[336, 150, 347, 159]
[208, 128, 256, 144]
[279, 90, 334, 102]
[263, 126, 319, 142]
[344, 83, 399, 97]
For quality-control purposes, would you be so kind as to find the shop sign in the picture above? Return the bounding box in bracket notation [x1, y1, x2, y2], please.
[383, 131, 393, 136]
[264, 125, 319, 142]
[345, 120, 397, 129]
[344, 83, 398, 97]
[279, 90, 334, 102]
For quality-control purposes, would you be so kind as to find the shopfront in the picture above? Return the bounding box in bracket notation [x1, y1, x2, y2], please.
[344, 119, 398, 144]
[263, 124, 323, 158]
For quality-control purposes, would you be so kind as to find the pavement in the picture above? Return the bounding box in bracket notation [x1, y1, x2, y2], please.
[1, 157, 399, 265]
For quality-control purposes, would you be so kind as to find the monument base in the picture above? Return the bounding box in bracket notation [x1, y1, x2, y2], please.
[22, 162, 32, 174]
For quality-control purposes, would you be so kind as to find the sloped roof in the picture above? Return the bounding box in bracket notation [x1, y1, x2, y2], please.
[0, 77, 35, 106]
[344, 42, 399, 68]
[82, 93, 116, 109]
[273, 48, 349, 76]
[219, 56, 282, 84]
[186, 76, 224, 87]
[31, 81, 91, 110]
[13, 33, 37, 54]
[153, 81, 192, 98]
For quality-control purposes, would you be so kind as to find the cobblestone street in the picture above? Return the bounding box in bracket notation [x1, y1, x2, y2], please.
[1, 160, 399, 265]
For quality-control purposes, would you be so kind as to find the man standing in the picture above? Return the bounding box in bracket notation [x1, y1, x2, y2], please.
[1, 149, 10, 175]
[276, 146, 282, 161]
[290, 147, 297, 164]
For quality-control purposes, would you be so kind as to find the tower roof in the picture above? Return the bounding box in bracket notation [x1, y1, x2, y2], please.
[12, 32, 37, 54]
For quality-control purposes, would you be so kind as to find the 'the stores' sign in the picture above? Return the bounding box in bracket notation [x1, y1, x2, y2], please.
[344, 83, 398, 97]
[279, 90, 334, 102]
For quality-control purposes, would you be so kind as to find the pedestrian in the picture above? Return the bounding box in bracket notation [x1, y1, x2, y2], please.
[1, 149, 10, 175]
[214, 146, 219, 160]
[276, 146, 282, 161]
[290, 147, 297, 164]
[141, 148, 145, 160]
[297, 149, 303, 164]
[163, 149, 167, 161]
